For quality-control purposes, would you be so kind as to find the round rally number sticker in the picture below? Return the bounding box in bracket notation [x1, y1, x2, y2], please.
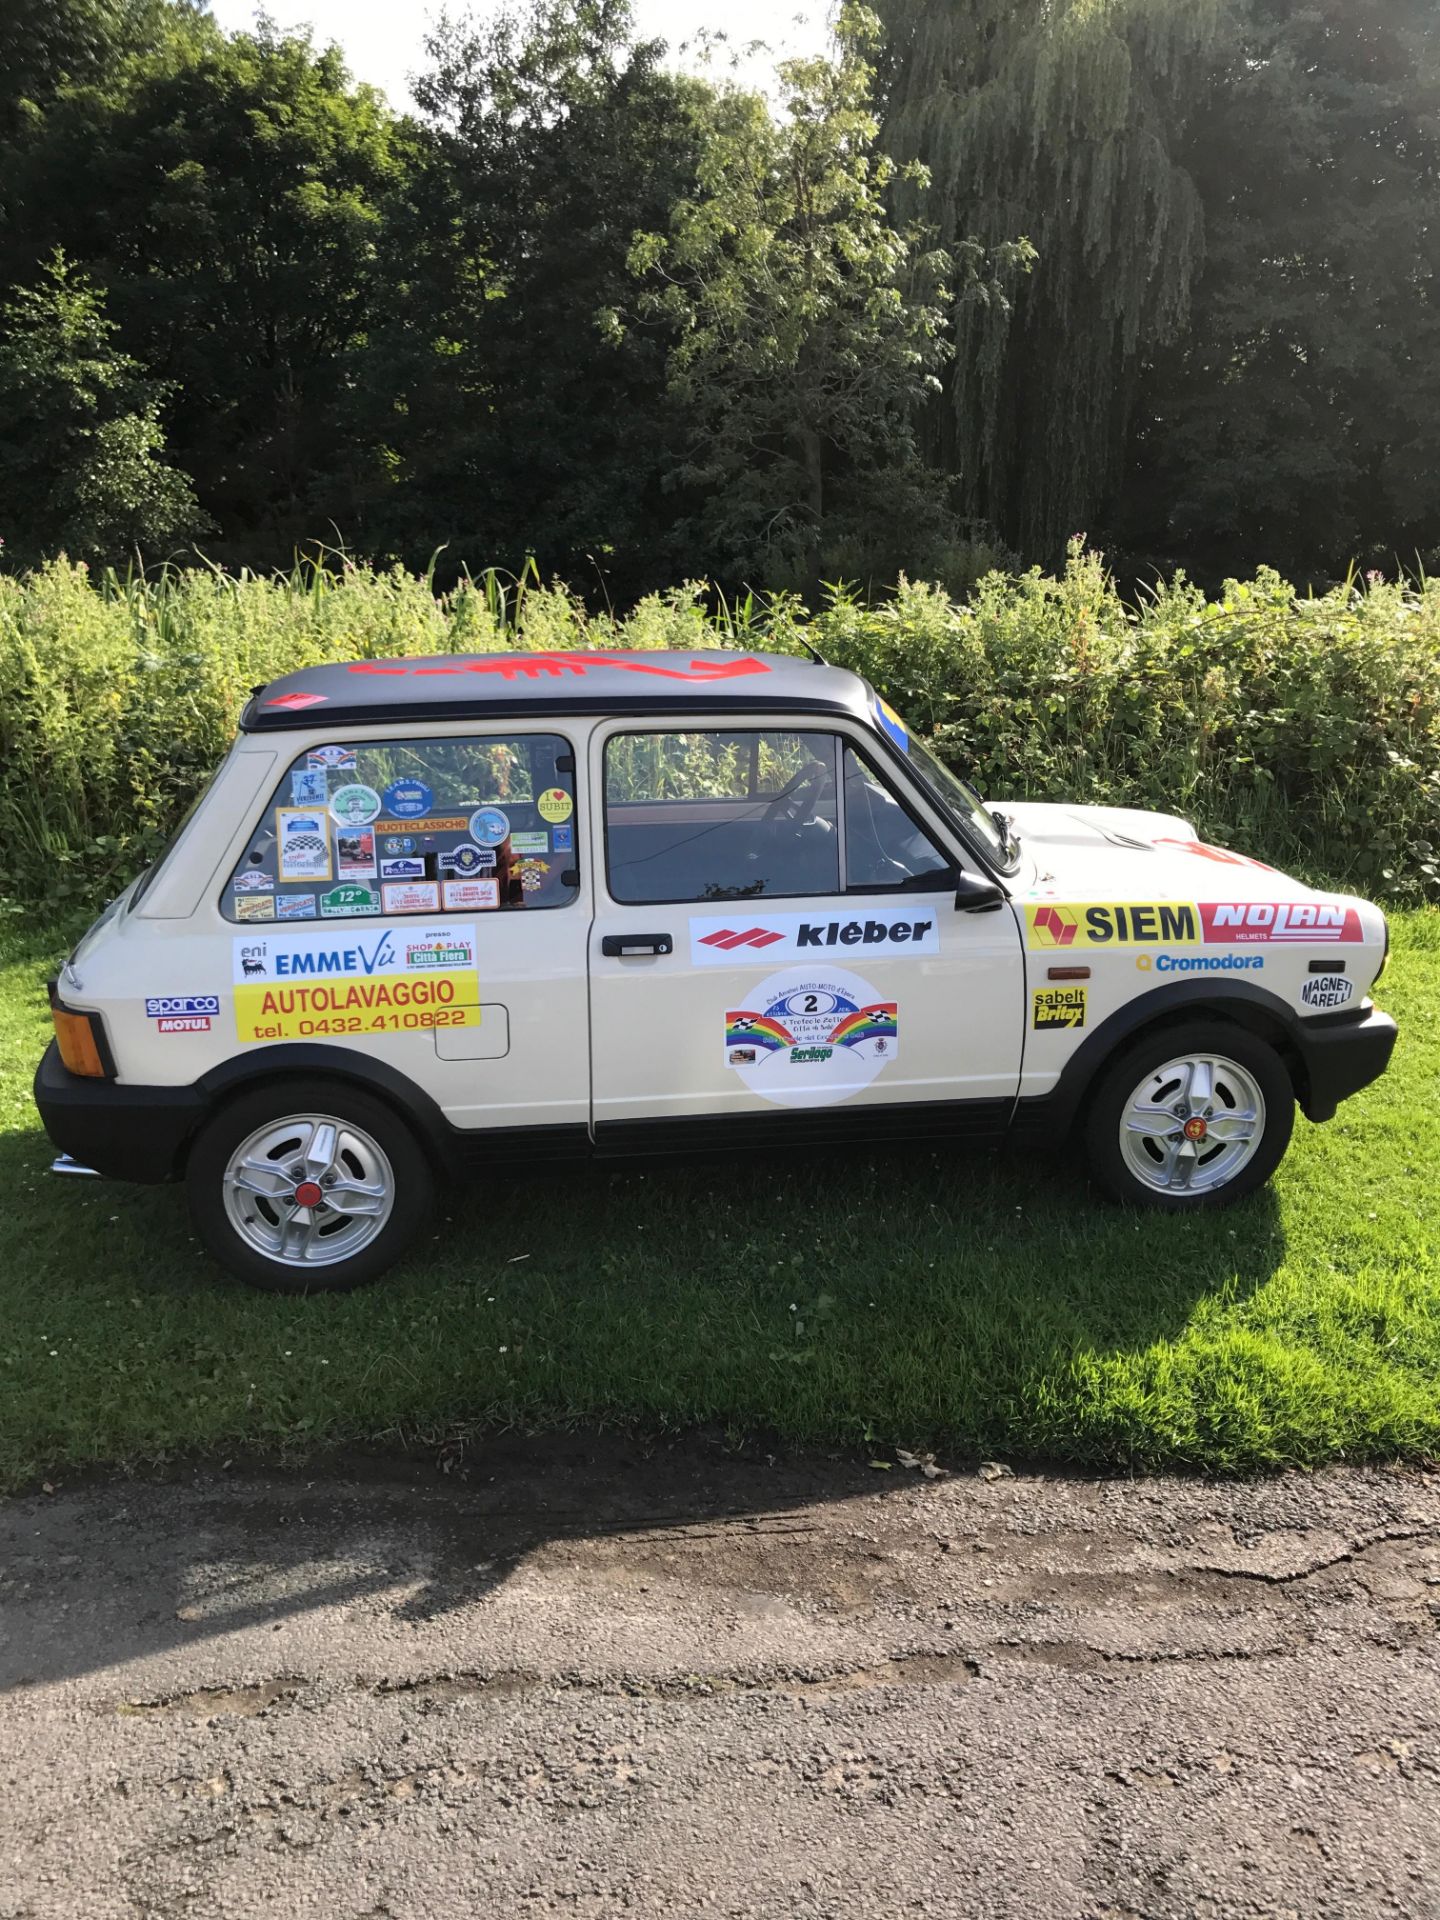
[537, 787, 573, 824]
[723, 967, 899, 1108]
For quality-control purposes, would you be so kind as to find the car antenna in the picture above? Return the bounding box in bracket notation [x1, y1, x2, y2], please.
[797, 637, 829, 667]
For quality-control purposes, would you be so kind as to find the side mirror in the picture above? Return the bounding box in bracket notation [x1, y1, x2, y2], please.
[955, 870, 1007, 914]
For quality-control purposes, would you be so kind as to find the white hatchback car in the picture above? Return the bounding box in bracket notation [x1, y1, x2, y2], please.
[35, 649, 1397, 1291]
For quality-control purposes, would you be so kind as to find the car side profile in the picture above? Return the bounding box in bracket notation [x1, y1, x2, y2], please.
[35, 648, 1398, 1291]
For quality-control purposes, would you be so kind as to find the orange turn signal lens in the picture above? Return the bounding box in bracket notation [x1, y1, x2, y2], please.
[52, 1004, 108, 1078]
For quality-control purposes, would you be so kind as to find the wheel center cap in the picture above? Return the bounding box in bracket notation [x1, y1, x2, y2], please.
[1182, 1116, 1209, 1143]
[293, 1179, 324, 1208]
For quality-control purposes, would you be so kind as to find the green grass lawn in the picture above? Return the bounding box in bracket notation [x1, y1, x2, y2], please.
[1, 906, 1437, 1490]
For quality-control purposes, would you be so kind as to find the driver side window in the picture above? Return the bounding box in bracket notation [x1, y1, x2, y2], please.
[604, 730, 840, 904]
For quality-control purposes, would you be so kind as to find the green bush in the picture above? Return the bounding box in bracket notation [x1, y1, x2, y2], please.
[1, 546, 1436, 904]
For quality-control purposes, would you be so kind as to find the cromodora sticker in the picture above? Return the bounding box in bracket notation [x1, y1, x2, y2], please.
[724, 967, 897, 1108]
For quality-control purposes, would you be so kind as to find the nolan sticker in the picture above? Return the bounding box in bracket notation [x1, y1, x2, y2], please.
[1026, 903, 1198, 949]
[1031, 985, 1087, 1031]
[1301, 974, 1355, 1010]
[1200, 901, 1364, 944]
[724, 967, 898, 1108]
[145, 995, 221, 1020]
[691, 910, 938, 966]
[232, 924, 480, 1042]
[1136, 952, 1265, 973]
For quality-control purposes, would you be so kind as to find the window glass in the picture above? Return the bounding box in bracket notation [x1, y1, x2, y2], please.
[605, 730, 840, 904]
[843, 747, 954, 893]
[221, 734, 578, 923]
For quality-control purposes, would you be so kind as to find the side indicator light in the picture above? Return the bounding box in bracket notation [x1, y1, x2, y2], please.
[1047, 965, 1091, 981]
[51, 1000, 109, 1078]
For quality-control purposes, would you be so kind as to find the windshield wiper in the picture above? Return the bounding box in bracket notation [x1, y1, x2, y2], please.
[989, 807, 1021, 862]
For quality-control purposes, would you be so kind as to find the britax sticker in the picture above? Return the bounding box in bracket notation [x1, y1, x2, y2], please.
[231, 925, 479, 1043]
[1201, 901, 1364, 943]
[690, 909, 939, 965]
[146, 995, 221, 1019]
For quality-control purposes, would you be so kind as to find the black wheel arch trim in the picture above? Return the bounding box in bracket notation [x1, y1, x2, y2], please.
[1016, 977, 1391, 1134]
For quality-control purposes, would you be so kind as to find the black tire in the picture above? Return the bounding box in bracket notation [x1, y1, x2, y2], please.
[186, 1079, 435, 1293]
[1084, 1019, 1295, 1211]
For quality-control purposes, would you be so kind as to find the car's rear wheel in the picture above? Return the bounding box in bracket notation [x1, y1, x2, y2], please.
[187, 1081, 434, 1292]
[1084, 1021, 1294, 1210]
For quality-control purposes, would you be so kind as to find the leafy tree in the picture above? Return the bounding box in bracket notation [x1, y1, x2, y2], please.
[354, 0, 707, 595]
[609, 4, 989, 595]
[0, 253, 209, 565]
[1118, 0, 1440, 583]
[875, 0, 1219, 562]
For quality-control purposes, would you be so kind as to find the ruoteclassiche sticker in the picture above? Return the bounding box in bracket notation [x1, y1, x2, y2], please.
[690, 909, 938, 966]
[723, 967, 898, 1108]
[276, 808, 331, 882]
[232, 924, 480, 1043]
[1031, 985, 1087, 1031]
[377, 815, 469, 835]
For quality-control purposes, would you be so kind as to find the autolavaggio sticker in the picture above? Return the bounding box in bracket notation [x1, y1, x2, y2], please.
[231, 924, 480, 1043]
[723, 967, 898, 1108]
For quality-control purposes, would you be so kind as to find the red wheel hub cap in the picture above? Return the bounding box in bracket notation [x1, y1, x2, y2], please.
[293, 1179, 324, 1208]
[1182, 1116, 1209, 1143]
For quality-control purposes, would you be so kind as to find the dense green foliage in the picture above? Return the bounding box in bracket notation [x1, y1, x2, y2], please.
[2, 906, 1437, 1485]
[1, 551, 1436, 906]
[0, 0, 1435, 588]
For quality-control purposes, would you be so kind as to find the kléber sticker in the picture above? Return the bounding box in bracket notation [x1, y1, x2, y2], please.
[724, 967, 898, 1108]
[692, 908, 938, 966]
[232, 924, 481, 1043]
[277, 808, 332, 882]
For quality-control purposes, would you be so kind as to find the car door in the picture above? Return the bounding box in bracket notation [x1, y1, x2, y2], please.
[587, 717, 1025, 1148]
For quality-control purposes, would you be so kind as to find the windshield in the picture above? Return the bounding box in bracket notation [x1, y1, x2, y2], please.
[868, 693, 1014, 869]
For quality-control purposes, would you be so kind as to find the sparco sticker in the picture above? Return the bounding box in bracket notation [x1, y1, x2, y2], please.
[231, 925, 479, 1043]
[145, 995, 221, 1019]
[690, 908, 938, 966]
[724, 967, 898, 1107]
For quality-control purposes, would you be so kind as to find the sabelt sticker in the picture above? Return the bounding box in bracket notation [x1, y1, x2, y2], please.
[231, 924, 480, 1043]
[537, 787, 573, 824]
[1026, 902, 1199, 949]
[307, 745, 356, 771]
[330, 783, 382, 828]
[381, 880, 441, 915]
[1301, 974, 1355, 1010]
[1201, 901, 1364, 944]
[470, 806, 510, 848]
[236, 894, 276, 921]
[724, 967, 898, 1107]
[691, 908, 939, 966]
[443, 878, 499, 911]
[277, 808, 331, 882]
[1031, 985, 1086, 1031]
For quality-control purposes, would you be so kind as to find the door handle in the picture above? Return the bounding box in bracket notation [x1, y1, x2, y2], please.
[601, 932, 673, 958]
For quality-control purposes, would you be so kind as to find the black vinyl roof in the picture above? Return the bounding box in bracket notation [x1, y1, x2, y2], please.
[240, 649, 870, 733]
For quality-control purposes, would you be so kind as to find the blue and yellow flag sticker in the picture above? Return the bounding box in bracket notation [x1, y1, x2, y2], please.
[873, 696, 909, 752]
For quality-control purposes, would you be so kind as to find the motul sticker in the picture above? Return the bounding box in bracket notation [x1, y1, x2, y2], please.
[690, 909, 938, 966]
[724, 967, 898, 1107]
[1201, 901, 1364, 943]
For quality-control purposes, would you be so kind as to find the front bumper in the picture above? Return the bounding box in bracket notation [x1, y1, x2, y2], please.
[1292, 1003, 1398, 1123]
[33, 1040, 205, 1183]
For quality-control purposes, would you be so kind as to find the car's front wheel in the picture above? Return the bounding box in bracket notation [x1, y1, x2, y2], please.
[187, 1081, 435, 1292]
[1084, 1021, 1294, 1210]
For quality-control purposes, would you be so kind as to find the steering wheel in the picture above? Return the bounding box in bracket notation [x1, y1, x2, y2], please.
[760, 760, 834, 833]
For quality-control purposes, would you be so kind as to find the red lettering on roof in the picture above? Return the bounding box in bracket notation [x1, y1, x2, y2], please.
[346, 652, 771, 683]
[264, 691, 328, 710]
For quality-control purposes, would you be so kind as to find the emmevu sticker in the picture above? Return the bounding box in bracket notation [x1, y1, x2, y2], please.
[277, 808, 331, 882]
[231, 924, 480, 1042]
[1031, 985, 1086, 1031]
[724, 967, 898, 1107]
[691, 908, 939, 966]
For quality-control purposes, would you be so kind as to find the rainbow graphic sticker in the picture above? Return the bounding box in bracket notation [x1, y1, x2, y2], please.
[830, 1003, 899, 1049]
[724, 1012, 793, 1054]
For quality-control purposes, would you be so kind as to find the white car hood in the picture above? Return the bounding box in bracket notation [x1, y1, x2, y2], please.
[997, 801, 1334, 907]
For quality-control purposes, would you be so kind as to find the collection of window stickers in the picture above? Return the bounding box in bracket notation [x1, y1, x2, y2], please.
[229, 752, 576, 922]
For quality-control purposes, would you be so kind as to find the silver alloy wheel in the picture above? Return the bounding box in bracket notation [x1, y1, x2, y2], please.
[221, 1113, 395, 1267]
[1117, 1052, 1266, 1196]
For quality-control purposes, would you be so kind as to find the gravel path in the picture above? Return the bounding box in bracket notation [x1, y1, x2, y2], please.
[3, 1438, 1439, 1918]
